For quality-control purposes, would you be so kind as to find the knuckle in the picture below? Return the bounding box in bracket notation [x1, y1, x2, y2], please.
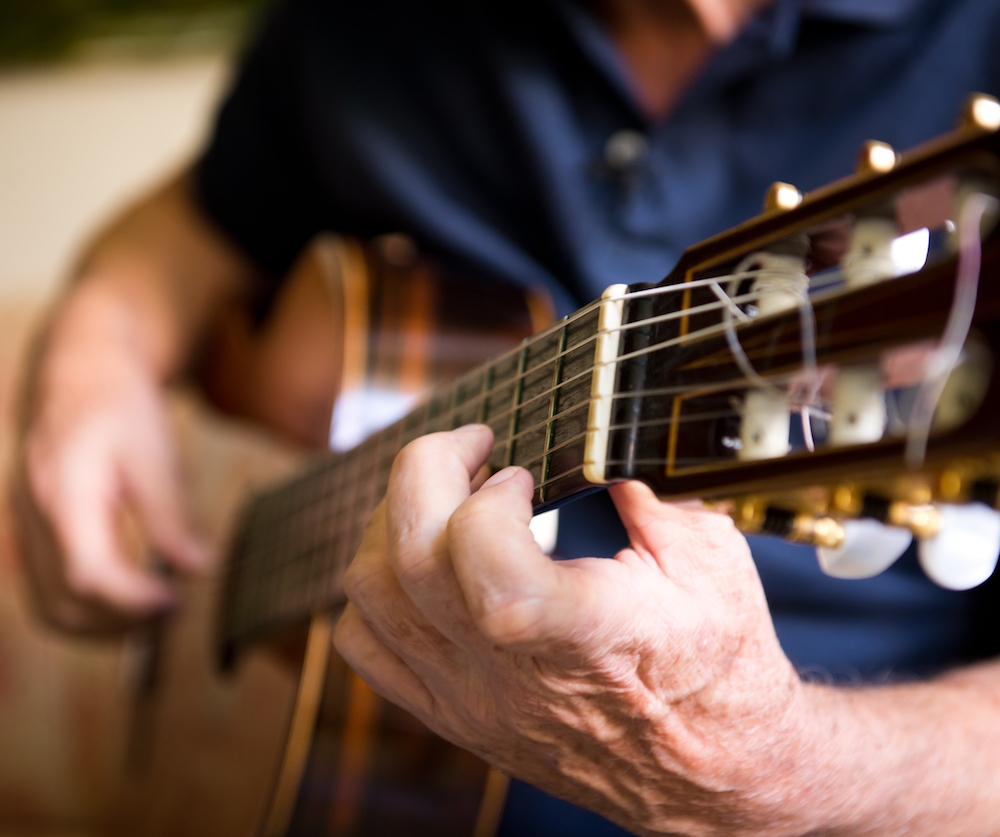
[342, 555, 386, 604]
[393, 540, 436, 586]
[474, 595, 544, 647]
[446, 496, 493, 544]
[394, 434, 439, 472]
[696, 510, 740, 548]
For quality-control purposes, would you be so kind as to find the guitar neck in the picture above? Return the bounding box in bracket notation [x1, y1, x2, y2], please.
[221, 108, 1000, 660]
[220, 302, 602, 655]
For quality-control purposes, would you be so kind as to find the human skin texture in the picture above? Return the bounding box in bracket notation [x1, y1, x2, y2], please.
[12, 174, 258, 632]
[334, 426, 1000, 836]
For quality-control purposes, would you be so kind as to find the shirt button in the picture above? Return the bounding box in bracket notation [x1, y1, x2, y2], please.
[604, 129, 649, 173]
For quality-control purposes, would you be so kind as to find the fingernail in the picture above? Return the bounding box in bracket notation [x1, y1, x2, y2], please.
[482, 466, 520, 489]
[455, 423, 488, 433]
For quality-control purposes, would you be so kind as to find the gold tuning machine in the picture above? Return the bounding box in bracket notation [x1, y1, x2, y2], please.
[831, 484, 862, 517]
[886, 502, 942, 540]
[959, 93, 1000, 133]
[938, 468, 1000, 508]
[830, 484, 942, 538]
[730, 497, 844, 549]
[788, 514, 845, 549]
[763, 181, 803, 213]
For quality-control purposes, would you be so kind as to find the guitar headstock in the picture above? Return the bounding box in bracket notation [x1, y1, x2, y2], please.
[595, 94, 1000, 588]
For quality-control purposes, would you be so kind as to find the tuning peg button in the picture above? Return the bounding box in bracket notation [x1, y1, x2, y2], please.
[918, 503, 1000, 590]
[763, 182, 802, 213]
[817, 519, 912, 579]
[856, 140, 898, 174]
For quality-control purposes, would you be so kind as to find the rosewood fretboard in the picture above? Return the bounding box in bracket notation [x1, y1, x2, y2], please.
[220, 303, 601, 654]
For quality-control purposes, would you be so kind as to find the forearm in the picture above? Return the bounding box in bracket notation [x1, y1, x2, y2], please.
[51, 170, 257, 382]
[788, 660, 1000, 836]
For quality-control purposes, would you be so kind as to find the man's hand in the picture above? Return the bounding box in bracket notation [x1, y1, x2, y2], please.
[335, 426, 1000, 837]
[12, 279, 207, 633]
[11, 173, 255, 634]
[333, 425, 817, 836]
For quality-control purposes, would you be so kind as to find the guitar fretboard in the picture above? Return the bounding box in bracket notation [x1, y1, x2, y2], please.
[221, 303, 601, 652]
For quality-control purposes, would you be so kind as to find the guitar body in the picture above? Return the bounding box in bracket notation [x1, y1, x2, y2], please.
[115, 235, 546, 837]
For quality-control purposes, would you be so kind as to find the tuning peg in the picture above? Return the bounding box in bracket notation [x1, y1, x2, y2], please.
[763, 182, 802, 213]
[856, 140, 898, 175]
[918, 503, 1000, 590]
[738, 389, 791, 461]
[817, 519, 912, 579]
[959, 93, 1000, 133]
[829, 363, 886, 445]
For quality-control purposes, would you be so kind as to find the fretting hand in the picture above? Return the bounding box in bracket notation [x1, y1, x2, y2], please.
[334, 425, 822, 836]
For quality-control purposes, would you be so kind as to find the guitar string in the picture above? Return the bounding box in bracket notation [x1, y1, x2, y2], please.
[437, 261, 844, 418]
[412, 273, 785, 432]
[263, 396, 746, 539]
[233, 270, 840, 622]
[244, 402, 780, 621]
[261, 286, 820, 551]
[354, 280, 789, 470]
[236, 267, 950, 630]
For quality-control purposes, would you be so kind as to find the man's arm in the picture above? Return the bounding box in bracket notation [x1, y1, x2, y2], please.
[13, 170, 261, 633]
[333, 425, 1000, 836]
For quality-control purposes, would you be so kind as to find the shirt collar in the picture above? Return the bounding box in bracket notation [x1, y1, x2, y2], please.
[552, 0, 935, 128]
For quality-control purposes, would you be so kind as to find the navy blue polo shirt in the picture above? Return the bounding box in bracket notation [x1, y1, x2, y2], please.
[196, 0, 1000, 833]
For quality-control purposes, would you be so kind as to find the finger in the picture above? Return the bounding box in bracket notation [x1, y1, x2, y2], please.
[384, 425, 492, 643]
[447, 465, 580, 651]
[49, 448, 176, 615]
[345, 502, 464, 678]
[333, 603, 435, 721]
[11, 464, 153, 634]
[121, 432, 207, 574]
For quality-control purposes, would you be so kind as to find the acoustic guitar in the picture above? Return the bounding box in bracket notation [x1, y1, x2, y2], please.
[115, 94, 1000, 836]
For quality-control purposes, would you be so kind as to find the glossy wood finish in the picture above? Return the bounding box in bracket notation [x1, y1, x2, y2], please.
[276, 237, 542, 837]
[197, 234, 544, 836]
[109, 398, 309, 837]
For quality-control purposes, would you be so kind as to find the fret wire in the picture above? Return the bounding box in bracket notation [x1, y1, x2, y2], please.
[540, 321, 567, 503]
[505, 343, 529, 467]
[230, 270, 821, 639]
[389, 286, 768, 453]
[324, 442, 376, 542]
[266, 300, 765, 571]
[505, 405, 744, 473]
[434, 268, 783, 426]
[334, 440, 365, 593]
[535, 462, 585, 490]
[343, 426, 382, 586]
[478, 362, 494, 424]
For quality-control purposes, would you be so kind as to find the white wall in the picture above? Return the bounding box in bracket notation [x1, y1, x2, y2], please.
[0, 56, 230, 301]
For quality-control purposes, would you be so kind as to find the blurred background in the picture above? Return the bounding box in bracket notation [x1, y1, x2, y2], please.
[0, 0, 267, 301]
[0, 3, 265, 834]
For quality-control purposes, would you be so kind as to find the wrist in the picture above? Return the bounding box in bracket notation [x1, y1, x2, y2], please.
[51, 266, 182, 381]
[767, 681, 911, 837]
